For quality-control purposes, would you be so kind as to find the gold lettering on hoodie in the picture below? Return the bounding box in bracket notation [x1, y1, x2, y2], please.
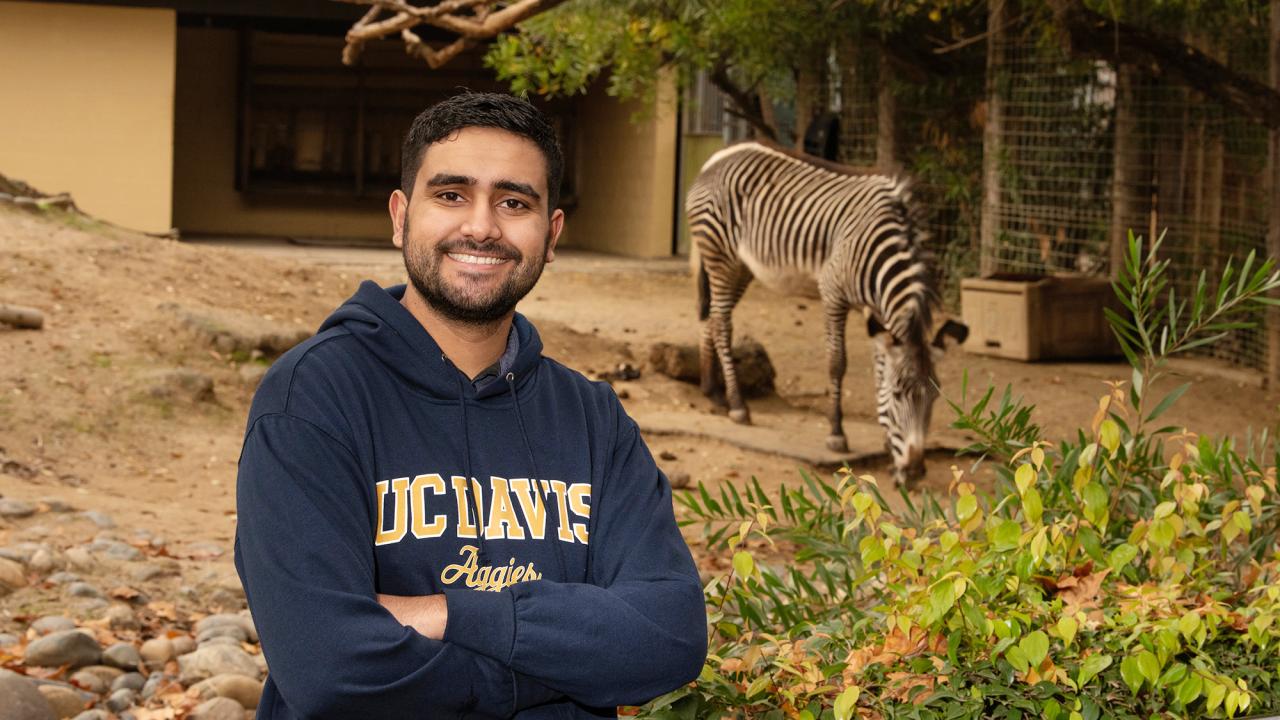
[374, 477, 410, 546]
[439, 545, 542, 592]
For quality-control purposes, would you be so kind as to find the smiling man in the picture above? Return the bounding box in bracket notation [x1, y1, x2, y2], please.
[234, 93, 707, 719]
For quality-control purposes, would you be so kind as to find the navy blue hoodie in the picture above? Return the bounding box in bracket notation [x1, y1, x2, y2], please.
[234, 281, 707, 719]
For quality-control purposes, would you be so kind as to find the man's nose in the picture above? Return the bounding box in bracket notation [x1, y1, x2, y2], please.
[460, 201, 501, 243]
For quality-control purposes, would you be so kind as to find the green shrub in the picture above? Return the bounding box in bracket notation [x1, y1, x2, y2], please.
[646, 233, 1280, 720]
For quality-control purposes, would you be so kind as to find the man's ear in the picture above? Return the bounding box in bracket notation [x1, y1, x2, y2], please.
[545, 208, 565, 263]
[389, 189, 408, 249]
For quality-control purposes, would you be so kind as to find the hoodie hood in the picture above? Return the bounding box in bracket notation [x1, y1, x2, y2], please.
[318, 280, 544, 401]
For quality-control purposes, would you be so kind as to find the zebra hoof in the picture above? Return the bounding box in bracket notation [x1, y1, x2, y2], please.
[728, 408, 751, 425]
[825, 435, 848, 453]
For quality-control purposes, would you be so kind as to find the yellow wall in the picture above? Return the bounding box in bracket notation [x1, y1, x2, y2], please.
[0, 1, 175, 233]
[567, 75, 679, 257]
[172, 27, 391, 241]
[677, 134, 726, 254]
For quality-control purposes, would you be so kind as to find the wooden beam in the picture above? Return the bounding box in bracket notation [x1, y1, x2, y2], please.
[979, 0, 1006, 276]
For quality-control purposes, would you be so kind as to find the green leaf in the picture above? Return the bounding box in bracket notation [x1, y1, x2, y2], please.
[1082, 482, 1109, 526]
[990, 519, 1022, 552]
[859, 535, 885, 566]
[956, 494, 978, 522]
[1099, 419, 1121, 454]
[929, 579, 957, 620]
[1057, 616, 1078, 647]
[1076, 653, 1112, 689]
[1177, 612, 1200, 639]
[1019, 630, 1049, 668]
[1015, 463, 1035, 494]
[1136, 650, 1160, 686]
[1120, 655, 1144, 694]
[1146, 382, 1191, 422]
[833, 685, 860, 720]
[1206, 681, 1226, 711]
[1005, 645, 1030, 673]
[732, 550, 754, 580]
[1148, 518, 1176, 549]
[1108, 543, 1139, 571]
[1022, 487, 1043, 524]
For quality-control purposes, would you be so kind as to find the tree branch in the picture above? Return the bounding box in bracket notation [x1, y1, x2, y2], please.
[1048, 0, 1280, 130]
[709, 64, 777, 141]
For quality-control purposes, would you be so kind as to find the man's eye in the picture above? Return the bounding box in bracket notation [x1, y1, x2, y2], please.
[438, 192, 463, 202]
[500, 199, 528, 210]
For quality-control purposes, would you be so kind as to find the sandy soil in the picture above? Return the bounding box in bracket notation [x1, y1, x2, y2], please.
[2, 204, 1279, 554]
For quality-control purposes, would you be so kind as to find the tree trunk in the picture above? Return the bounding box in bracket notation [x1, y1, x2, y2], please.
[876, 48, 900, 174]
[980, 0, 1006, 276]
[1110, 63, 1143, 279]
[1268, 0, 1280, 384]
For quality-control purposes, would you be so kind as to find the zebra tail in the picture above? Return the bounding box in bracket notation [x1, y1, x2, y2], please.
[697, 255, 710, 322]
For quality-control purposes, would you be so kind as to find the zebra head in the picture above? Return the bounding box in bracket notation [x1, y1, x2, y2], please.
[868, 315, 968, 486]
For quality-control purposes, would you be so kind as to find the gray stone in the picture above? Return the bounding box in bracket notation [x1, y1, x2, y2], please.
[196, 624, 247, 646]
[163, 303, 310, 360]
[28, 549, 62, 574]
[66, 670, 106, 695]
[102, 643, 140, 671]
[46, 572, 80, 585]
[197, 636, 241, 649]
[70, 712, 109, 720]
[0, 545, 34, 564]
[87, 540, 139, 562]
[30, 616, 76, 636]
[23, 631, 102, 669]
[37, 499, 73, 513]
[0, 633, 19, 647]
[0, 670, 55, 720]
[74, 666, 123, 685]
[0, 557, 27, 594]
[177, 645, 260, 684]
[190, 674, 263, 710]
[137, 369, 215, 404]
[129, 563, 174, 582]
[238, 364, 268, 388]
[188, 697, 245, 720]
[170, 636, 195, 656]
[668, 471, 692, 489]
[139, 673, 178, 700]
[35, 684, 88, 718]
[103, 605, 138, 631]
[138, 638, 173, 666]
[0, 499, 36, 519]
[104, 688, 135, 713]
[110, 673, 144, 693]
[65, 582, 102, 599]
[63, 549, 92, 572]
[80, 512, 113, 529]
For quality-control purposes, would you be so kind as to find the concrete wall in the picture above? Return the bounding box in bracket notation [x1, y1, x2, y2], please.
[0, 1, 175, 233]
[676, 134, 726, 255]
[172, 27, 391, 241]
[567, 75, 679, 257]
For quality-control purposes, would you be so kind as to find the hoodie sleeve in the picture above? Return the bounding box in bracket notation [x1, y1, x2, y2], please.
[235, 413, 561, 719]
[442, 397, 708, 707]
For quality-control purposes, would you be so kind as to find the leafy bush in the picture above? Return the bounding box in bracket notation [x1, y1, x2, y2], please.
[645, 233, 1280, 719]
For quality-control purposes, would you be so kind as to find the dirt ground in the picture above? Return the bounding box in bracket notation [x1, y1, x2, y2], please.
[2, 203, 1279, 554]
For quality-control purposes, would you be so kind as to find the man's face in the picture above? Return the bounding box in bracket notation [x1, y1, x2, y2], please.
[391, 126, 564, 326]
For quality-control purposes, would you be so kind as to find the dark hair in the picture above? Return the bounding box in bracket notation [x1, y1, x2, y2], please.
[400, 92, 563, 212]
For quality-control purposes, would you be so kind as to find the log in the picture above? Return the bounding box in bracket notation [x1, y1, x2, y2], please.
[0, 305, 44, 330]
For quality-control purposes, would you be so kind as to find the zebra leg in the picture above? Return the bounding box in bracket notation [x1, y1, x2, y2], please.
[707, 269, 753, 424]
[699, 320, 727, 406]
[823, 303, 850, 452]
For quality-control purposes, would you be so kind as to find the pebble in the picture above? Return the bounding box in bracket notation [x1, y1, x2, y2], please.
[197, 624, 248, 646]
[110, 673, 145, 693]
[0, 499, 37, 518]
[87, 539, 141, 562]
[171, 635, 196, 656]
[0, 669, 55, 720]
[105, 688, 136, 713]
[46, 571, 81, 585]
[104, 605, 139, 631]
[31, 616, 76, 636]
[129, 563, 174, 582]
[70, 712, 110, 720]
[24, 630, 102, 669]
[67, 669, 107, 695]
[188, 697, 245, 720]
[75, 666, 124, 686]
[138, 637, 174, 665]
[195, 614, 256, 640]
[191, 673, 264, 709]
[102, 643, 141, 671]
[66, 582, 103, 599]
[0, 545, 35, 564]
[28, 549, 62, 573]
[36, 684, 89, 718]
[0, 633, 19, 647]
[80, 511, 114, 529]
[140, 673, 179, 700]
[177, 644, 260, 684]
[0, 557, 27, 594]
[37, 498, 74, 513]
[63, 548, 93, 571]
[668, 471, 692, 489]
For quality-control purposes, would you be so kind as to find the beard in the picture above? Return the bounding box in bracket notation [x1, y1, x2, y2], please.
[401, 212, 549, 326]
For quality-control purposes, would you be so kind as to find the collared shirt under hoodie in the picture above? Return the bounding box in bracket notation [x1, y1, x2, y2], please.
[233, 281, 707, 720]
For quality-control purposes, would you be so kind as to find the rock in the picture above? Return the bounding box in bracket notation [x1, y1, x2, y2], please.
[0, 633, 19, 647]
[87, 540, 139, 562]
[65, 670, 106, 695]
[47, 571, 80, 585]
[170, 635, 196, 656]
[139, 673, 178, 700]
[0, 547, 30, 564]
[75, 666, 123, 685]
[80, 512, 114, 529]
[129, 563, 175, 582]
[238, 364, 268, 388]
[102, 643, 141, 671]
[28, 549, 62, 573]
[188, 697, 246, 720]
[0, 499, 36, 519]
[138, 638, 173, 666]
[110, 672, 144, 693]
[162, 303, 310, 360]
[24, 631, 101, 669]
[66, 582, 103, 599]
[195, 615, 255, 643]
[190, 674, 264, 709]
[0, 670, 55, 720]
[658, 450, 678, 461]
[197, 636, 242, 649]
[31, 616, 76, 636]
[104, 605, 139, 631]
[0, 557, 27, 594]
[104, 688, 135, 713]
[136, 368, 216, 404]
[70, 712, 109, 720]
[37, 499, 73, 513]
[36, 684, 89, 718]
[668, 471, 692, 489]
[178, 645, 260, 684]
[648, 337, 776, 397]
[63, 549, 93, 572]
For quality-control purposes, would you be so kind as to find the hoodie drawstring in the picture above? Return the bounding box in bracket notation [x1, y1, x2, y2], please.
[506, 372, 570, 582]
[447, 355, 489, 566]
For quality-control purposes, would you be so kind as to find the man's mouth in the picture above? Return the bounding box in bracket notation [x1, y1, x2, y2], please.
[447, 252, 509, 266]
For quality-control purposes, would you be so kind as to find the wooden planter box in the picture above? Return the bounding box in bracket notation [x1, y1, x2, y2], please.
[960, 274, 1123, 361]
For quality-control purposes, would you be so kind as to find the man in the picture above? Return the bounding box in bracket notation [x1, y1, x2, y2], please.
[234, 92, 707, 719]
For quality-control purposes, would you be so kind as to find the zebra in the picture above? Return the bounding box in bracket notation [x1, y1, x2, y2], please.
[686, 141, 968, 486]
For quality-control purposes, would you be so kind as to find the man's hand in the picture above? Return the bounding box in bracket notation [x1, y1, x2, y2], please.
[378, 593, 448, 641]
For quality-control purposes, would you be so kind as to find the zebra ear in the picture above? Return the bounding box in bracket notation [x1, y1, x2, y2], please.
[932, 319, 969, 349]
[866, 315, 887, 338]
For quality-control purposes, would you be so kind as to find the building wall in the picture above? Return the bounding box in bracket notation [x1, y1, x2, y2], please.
[0, 1, 175, 233]
[172, 27, 391, 241]
[567, 75, 679, 257]
[677, 134, 726, 255]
